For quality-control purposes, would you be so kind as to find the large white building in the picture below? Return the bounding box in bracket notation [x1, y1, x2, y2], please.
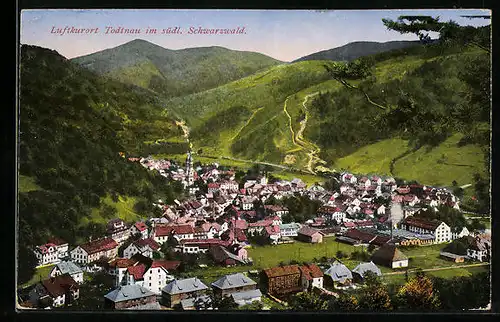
[70, 238, 119, 265]
[33, 238, 69, 267]
[401, 217, 451, 243]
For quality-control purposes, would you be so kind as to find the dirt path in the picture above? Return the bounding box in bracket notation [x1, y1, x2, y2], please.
[382, 262, 489, 276]
[175, 120, 192, 149]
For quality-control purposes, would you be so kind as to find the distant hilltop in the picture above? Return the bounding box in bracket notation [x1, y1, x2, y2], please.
[293, 40, 421, 62]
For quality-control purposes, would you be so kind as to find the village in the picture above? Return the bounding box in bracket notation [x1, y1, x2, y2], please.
[19, 151, 491, 310]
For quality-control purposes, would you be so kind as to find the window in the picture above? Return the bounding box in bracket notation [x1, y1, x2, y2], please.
[149, 283, 151, 287]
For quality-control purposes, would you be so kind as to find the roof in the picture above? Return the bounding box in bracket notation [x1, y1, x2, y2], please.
[108, 258, 137, 269]
[41, 274, 78, 298]
[79, 237, 118, 255]
[134, 222, 148, 232]
[231, 289, 263, 302]
[211, 273, 256, 290]
[402, 217, 443, 231]
[53, 261, 83, 275]
[105, 284, 156, 303]
[263, 265, 301, 278]
[324, 261, 353, 282]
[298, 226, 323, 237]
[135, 238, 160, 251]
[151, 260, 181, 271]
[344, 229, 377, 243]
[127, 264, 147, 280]
[371, 244, 408, 265]
[299, 264, 324, 280]
[210, 245, 245, 264]
[180, 295, 212, 309]
[280, 223, 302, 230]
[47, 237, 67, 246]
[352, 261, 382, 277]
[162, 277, 208, 295]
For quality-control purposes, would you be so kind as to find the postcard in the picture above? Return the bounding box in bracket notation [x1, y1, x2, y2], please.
[17, 9, 491, 311]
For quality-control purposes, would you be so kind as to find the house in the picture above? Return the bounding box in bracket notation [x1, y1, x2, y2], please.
[151, 224, 195, 244]
[260, 265, 303, 295]
[106, 218, 131, 245]
[29, 274, 79, 308]
[161, 278, 209, 308]
[452, 226, 470, 240]
[352, 261, 382, 281]
[180, 295, 213, 310]
[440, 251, 465, 263]
[318, 206, 346, 224]
[231, 289, 263, 306]
[209, 245, 247, 266]
[324, 261, 353, 287]
[34, 243, 61, 267]
[107, 258, 138, 287]
[279, 223, 302, 237]
[371, 244, 408, 268]
[178, 238, 230, 254]
[401, 217, 451, 243]
[123, 238, 160, 259]
[200, 222, 221, 239]
[263, 225, 281, 245]
[104, 284, 159, 310]
[70, 238, 119, 265]
[298, 264, 324, 290]
[211, 273, 258, 299]
[49, 261, 84, 284]
[297, 227, 324, 243]
[124, 260, 178, 294]
[264, 205, 289, 218]
[130, 222, 149, 239]
[467, 235, 491, 262]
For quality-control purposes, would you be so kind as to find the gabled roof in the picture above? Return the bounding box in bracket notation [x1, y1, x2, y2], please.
[231, 289, 263, 302]
[134, 222, 148, 232]
[211, 273, 256, 290]
[151, 260, 181, 271]
[79, 237, 118, 255]
[371, 244, 408, 265]
[127, 264, 146, 280]
[298, 226, 323, 237]
[162, 277, 208, 295]
[402, 217, 443, 231]
[299, 264, 323, 280]
[108, 258, 137, 269]
[263, 265, 301, 278]
[325, 261, 352, 282]
[352, 261, 381, 277]
[105, 284, 156, 303]
[41, 274, 78, 298]
[53, 261, 83, 276]
[135, 238, 160, 251]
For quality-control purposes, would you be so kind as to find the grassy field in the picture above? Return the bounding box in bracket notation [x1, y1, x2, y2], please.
[393, 133, 486, 187]
[333, 137, 409, 175]
[20, 264, 55, 289]
[78, 194, 143, 227]
[18, 175, 43, 193]
[381, 265, 489, 286]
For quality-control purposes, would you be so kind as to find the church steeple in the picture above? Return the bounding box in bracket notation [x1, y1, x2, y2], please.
[186, 149, 194, 187]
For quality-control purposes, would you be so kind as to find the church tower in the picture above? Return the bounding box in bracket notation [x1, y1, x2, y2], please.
[186, 149, 195, 187]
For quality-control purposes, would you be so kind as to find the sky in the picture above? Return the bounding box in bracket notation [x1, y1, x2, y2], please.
[20, 9, 491, 62]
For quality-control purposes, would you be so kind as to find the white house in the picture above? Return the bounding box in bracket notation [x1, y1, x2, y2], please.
[34, 243, 60, 267]
[123, 238, 160, 259]
[467, 235, 491, 262]
[70, 238, 119, 265]
[451, 226, 470, 240]
[401, 217, 451, 243]
[279, 223, 302, 237]
[106, 219, 131, 245]
[130, 222, 149, 239]
[126, 262, 175, 294]
[49, 261, 84, 284]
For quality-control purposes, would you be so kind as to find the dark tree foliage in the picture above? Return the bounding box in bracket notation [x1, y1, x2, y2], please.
[281, 194, 323, 224]
[413, 205, 467, 231]
[432, 271, 490, 310]
[18, 45, 184, 284]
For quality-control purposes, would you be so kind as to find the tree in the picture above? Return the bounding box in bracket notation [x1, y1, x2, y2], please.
[396, 272, 441, 310]
[238, 300, 264, 311]
[212, 295, 238, 311]
[358, 271, 392, 311]
[335, 250, 346, 259]
[17, 244, 38, 285]
[288, 291, 329, 311]
[329, 293, 359, 311]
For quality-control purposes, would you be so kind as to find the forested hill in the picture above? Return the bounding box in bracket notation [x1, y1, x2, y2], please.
[71, 39, 283, 98]
[18, 45, 185, 283]
[294, 40, 421, 62]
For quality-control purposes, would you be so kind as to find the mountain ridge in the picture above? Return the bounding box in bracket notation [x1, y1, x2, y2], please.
[293, 40, 422, 62]
[70, 39, 283, 98]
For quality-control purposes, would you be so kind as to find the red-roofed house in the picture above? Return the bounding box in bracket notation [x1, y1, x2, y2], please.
[125, 262, 175, 294]
[151, 225, 195, 244]
[178, 239, 231, 254]
[297, 227, 324, 243]
[263, 225, 281, 244]
[70, 238, 119, 265]
[299, 264, 324, 290]
[130, 222, 149, 239]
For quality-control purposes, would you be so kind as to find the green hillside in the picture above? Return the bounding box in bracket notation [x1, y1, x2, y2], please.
[166, 40, 489, 187]
[71, 39, 282, 98]
[18, 45, 185, 285]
